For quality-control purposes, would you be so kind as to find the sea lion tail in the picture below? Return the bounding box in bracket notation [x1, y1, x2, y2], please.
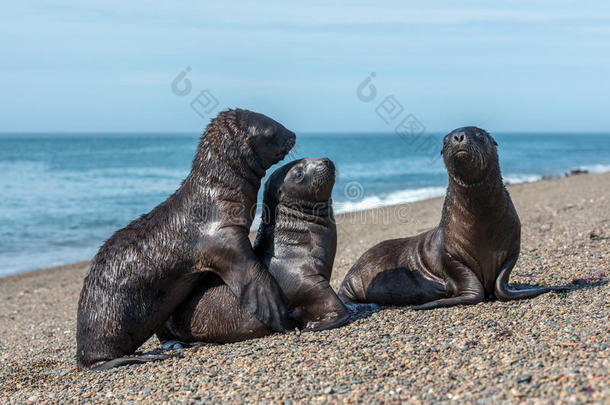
[88, 354, 170, 371]
[494, 266, 570, 301]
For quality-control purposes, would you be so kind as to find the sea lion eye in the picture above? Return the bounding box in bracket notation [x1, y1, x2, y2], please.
[294, 169, 304, 180]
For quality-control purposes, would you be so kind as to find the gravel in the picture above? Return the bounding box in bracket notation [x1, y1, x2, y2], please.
[1, 172, 608, 404]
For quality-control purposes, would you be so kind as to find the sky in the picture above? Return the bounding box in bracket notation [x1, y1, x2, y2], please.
[1, 1, 609, 133]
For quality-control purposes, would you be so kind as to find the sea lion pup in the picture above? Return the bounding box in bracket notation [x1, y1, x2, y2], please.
[77, 109, 296, 370]
[157, 158, 349, 344]
[339, 126, 568, 310]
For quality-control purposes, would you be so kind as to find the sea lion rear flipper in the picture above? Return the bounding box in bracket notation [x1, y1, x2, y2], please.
[494, 255, 570, 301]
[411, 294, 484, 310]
[90, 354, 170, 371]
[160, 340, 188, 350]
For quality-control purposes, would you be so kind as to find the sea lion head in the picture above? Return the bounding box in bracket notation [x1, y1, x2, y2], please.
[199, 109, 296, 174]
[259, 158, 336, 229]
[278, 158, 335, 203]
[441, 126, 499, 185]
[236, 109, 296, 170]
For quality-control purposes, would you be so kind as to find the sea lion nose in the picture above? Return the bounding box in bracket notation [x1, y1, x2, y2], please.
[286, 129, 296, 142]
[453, 133, 465, 143]
[282, 129, 296, 150]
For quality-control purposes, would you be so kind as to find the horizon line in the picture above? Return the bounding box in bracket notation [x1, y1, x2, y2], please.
[1, 130, 609, 136]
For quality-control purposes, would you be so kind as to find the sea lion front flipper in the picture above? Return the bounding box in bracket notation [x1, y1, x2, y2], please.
[232, 265, 295, 332]
[208, 230, 294, 333]
[304, 310, 350, 331]
[494, 255, 570, 301]
[339, 297, 382, 314]
[412, 263, 485, 310]
[293, 282, 350, 331]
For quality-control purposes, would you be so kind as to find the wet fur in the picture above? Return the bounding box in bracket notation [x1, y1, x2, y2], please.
[339, 126, 566, 309]
[76, 109, 296, 369]
[159, 158, 349, 343]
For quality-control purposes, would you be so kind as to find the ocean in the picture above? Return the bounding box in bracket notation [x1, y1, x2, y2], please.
[1, 132, 609, 277]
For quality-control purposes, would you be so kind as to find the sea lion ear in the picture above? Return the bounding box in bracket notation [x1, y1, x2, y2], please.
[493, 139, 498, 146]
[276, 187, 285, 204]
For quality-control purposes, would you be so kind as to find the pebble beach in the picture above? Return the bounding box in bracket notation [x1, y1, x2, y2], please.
[1, 171, 608, 404]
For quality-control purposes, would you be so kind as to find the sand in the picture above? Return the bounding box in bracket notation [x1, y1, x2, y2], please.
[1, 172, 608, 404]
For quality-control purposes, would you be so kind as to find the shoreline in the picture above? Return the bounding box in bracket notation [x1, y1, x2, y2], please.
[2, 169, 607, 282]
[1, 165, 608, 279]
[332, 164, 610, 215]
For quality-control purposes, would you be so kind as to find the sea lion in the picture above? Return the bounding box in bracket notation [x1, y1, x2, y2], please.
[77, 109, 296, 370]
[339, 126, 568, 309]
[157, 158, 348, 344]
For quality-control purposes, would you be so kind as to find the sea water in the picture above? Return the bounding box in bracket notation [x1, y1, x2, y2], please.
[1, 132, 608, 276]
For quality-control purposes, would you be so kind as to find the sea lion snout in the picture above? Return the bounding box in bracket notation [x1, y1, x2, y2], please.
[276, 127, 296, 157]
[312, 160, 334, 199]
[452, 131, 466, 144]
[310, 158, 336, 200]
[268, 127, 296, 165]
[283, 129, 296, 151]
[309, 157, 335, 183]
[320, 157, 334, 170]
[443, 126, 499, 185]
[240, 110, 296, 168]
[445, 126, 487, 151]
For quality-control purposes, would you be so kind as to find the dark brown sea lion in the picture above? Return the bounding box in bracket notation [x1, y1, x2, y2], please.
[76, 109, 296, 370]
[339, 126, 568, 309]
[157, 158, 348, 345]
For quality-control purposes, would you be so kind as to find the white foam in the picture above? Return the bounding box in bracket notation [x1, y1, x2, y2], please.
[334, 186, 447, 214]
[503, 173, 543, 185]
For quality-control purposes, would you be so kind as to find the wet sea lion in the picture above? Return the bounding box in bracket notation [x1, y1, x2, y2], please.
[77, 109, 296, 370]
[339, 126, 568, 309]
[158, 158, 348, 344]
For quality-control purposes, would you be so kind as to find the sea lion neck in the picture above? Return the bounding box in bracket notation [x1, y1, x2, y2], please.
[254, 197, 333, 257]
[276, 197, 333, 226]
[441, 164, 507, 225]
